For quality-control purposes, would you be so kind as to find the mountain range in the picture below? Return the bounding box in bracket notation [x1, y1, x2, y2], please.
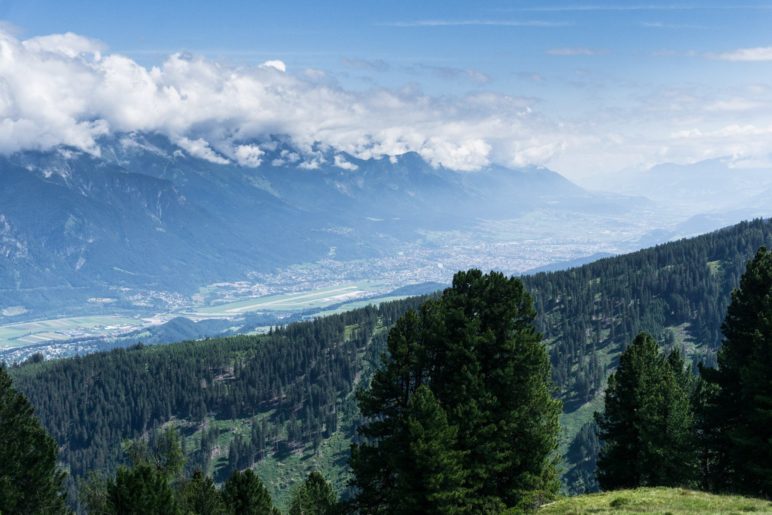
[1, 132, 643, 320]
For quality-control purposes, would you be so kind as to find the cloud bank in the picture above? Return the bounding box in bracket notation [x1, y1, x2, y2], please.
[2, 29, 772, 178]
[0, 29, 561, 171]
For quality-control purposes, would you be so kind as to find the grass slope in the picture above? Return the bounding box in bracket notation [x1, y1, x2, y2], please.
[539, 488, 772, 514]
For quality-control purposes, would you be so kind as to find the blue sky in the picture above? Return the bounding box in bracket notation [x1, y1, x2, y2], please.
[1, 1, 772, 179]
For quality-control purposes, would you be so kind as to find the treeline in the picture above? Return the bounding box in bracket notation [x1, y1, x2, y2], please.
[10, 297, 424, 487]
[524, 218, 772, 406]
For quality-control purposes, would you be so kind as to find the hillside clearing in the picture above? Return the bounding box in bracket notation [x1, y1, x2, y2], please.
[539, 487, 772, 514]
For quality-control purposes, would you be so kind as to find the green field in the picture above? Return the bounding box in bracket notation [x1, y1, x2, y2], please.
[311, 295, 409, 317]
[0, 283, 393, 351]
[539, 487, 772, 514]
[0, 315, 143, 349]
[189, 283, 385, 317]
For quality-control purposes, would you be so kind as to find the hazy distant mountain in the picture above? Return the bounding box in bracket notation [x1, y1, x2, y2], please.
[586, 158, 772, 215]
[0, 133, 642, 318]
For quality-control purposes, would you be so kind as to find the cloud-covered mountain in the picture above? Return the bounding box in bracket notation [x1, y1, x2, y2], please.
[0, 132, 638, 318]
[7, 28, 772, 184]
[0, 29, 561, 173]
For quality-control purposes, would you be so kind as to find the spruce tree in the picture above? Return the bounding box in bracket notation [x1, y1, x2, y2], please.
[350, 270, 561, 512]
[0, 366, 68, 514]
[700, 247, 772, 496]
[595, 333, 695, 490]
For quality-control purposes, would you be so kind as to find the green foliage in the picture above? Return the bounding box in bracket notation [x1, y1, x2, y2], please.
[699, 247, 772, 496]
[9, 299, 421, 490]
[178, 470, 227, 515]
[221, 469, 279, 515]
[124, 426, 186, 481]
[525, 218, 772, 408]
[88, 430, 282, 515]
[0, 366, 68, 514]
[106, 464, 178, 515]
[400, 385, 468, 513]
[595, 333, 696, 490]
[288, 471, 337, 515]
[351, 270, 561, 512]
[563, 421, 600, 494]
[80, 472, 111, 515]
[10, 219, 772, 500]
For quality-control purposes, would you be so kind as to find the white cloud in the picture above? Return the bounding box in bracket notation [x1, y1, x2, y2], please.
[3, 28, 772, 179]
[0, 29, 566, 172]
[233, 144, 264, 167]
[23, 32, 105, 59]
[712, 47, 772, 62]
[334, 154, 358, 171]
[176, 137, 230, 164]
[260, 59, 286, 72]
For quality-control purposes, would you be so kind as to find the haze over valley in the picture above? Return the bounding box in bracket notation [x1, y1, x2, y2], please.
[3, 132, 771, 360]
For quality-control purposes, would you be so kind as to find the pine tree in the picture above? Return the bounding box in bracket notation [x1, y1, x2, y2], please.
[398, 385, 467, 513]
[595, 333, 696, 490]
[221, 469, 279, 515]
[0, 366, 68, 514]
[350, 270, 561, 512]
[288, 471, 337, 515]
[700, 247, 772, 496]
[349, 310, 426, 512]
[106, 464, 178, 514]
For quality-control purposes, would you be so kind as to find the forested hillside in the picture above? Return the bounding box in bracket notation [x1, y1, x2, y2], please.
[10, 219, 772, 505]
[11, 298, 424, 506]
[524, 218, 772, 491]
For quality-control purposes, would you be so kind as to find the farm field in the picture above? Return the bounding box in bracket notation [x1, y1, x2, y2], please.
[0, 282, 394, 353]
[311, 295, 409, 317]
[188, 282, 385, 318]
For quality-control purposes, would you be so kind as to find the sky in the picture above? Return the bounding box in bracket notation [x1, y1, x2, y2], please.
[1, 0, 772, 181]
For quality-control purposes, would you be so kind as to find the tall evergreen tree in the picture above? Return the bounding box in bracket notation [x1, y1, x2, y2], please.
[221, 469, 279, 515]
[288, 471, 337, 515]
[106, 464, 178, 515]
[178, 470, 226, 515]
[595, 333, 696, 490]
[397, 385, 467, 514]
[0, 366, 68, 514]
[349, 310, 426, 512]
[350, 270, 561, 512]
[700, 247, 772, 496]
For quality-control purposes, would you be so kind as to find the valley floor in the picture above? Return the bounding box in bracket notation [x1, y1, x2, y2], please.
[539, 487, 772, 514]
